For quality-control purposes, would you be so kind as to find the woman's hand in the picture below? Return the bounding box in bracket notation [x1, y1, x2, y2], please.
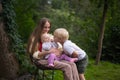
[49, 48, 61, 56]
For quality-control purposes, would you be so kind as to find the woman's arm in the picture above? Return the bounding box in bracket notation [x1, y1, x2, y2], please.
[33, 50, 50, 59]
[38, 50, 50, 57]
[33, 48, 60, 59]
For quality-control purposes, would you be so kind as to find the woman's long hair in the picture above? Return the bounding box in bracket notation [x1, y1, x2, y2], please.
[27, 18, 51, 55]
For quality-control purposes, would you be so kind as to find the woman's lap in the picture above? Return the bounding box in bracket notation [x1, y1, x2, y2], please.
[37, 59, 73, 69]
[37, 60, 74, 80]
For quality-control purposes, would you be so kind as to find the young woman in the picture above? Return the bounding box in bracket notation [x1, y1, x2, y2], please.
[27, 17, 79, 80]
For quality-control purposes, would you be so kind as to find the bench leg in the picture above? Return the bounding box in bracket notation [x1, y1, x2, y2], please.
[52, 70, 54, 80]
[34, 68, 38, 80]
[43, 70, 45, 80]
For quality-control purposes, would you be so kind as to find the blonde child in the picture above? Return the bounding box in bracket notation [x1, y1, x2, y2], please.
[53, 28, 88, 80]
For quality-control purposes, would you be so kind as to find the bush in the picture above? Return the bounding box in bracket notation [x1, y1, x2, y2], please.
[102, 26, 120, 63]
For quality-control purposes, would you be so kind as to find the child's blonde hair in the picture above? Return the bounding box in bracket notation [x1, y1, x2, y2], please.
[54, 28, 69, 41]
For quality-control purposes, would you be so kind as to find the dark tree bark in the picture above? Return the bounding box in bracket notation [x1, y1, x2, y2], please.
[0, 21, 19, 80]
[95, 0, 108, 65]
[0, 2, 19, 80]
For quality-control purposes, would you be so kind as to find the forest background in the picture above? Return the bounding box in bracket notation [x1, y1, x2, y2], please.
[0, 0, 120, 80]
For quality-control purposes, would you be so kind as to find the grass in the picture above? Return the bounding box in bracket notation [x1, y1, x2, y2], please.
[85, 59, 120, 80]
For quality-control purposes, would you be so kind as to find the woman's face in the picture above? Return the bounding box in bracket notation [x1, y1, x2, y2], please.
[42, 21, 50, 33]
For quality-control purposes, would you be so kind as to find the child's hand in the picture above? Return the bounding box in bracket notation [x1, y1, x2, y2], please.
[54, 53, 59, 56]
[71, 51, 78, 58]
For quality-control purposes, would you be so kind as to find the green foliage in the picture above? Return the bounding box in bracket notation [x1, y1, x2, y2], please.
[52, 0, 69, 10]
[102, 26, 120, 63]
[17, 52, 36, 75]
[2, 0, 35, 75]
[2, 0, 24, 54]
[101, 0, 120, 63]
[13, 0, 38, 42]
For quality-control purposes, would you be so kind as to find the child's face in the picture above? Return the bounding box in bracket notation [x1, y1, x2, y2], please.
[41, 34, 51, 42]
[54, 34, 62, 43]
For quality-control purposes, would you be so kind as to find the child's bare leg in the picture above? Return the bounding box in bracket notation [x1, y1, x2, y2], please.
[79, 73, 85, 80]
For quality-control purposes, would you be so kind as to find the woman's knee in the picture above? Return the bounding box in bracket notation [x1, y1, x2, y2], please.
[68, 62, 76, 66]
[64, 64, 72, 70]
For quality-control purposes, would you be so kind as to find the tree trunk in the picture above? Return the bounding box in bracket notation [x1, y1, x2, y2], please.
[0, 3, 19, 80]
[95, 0, 108, 65]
